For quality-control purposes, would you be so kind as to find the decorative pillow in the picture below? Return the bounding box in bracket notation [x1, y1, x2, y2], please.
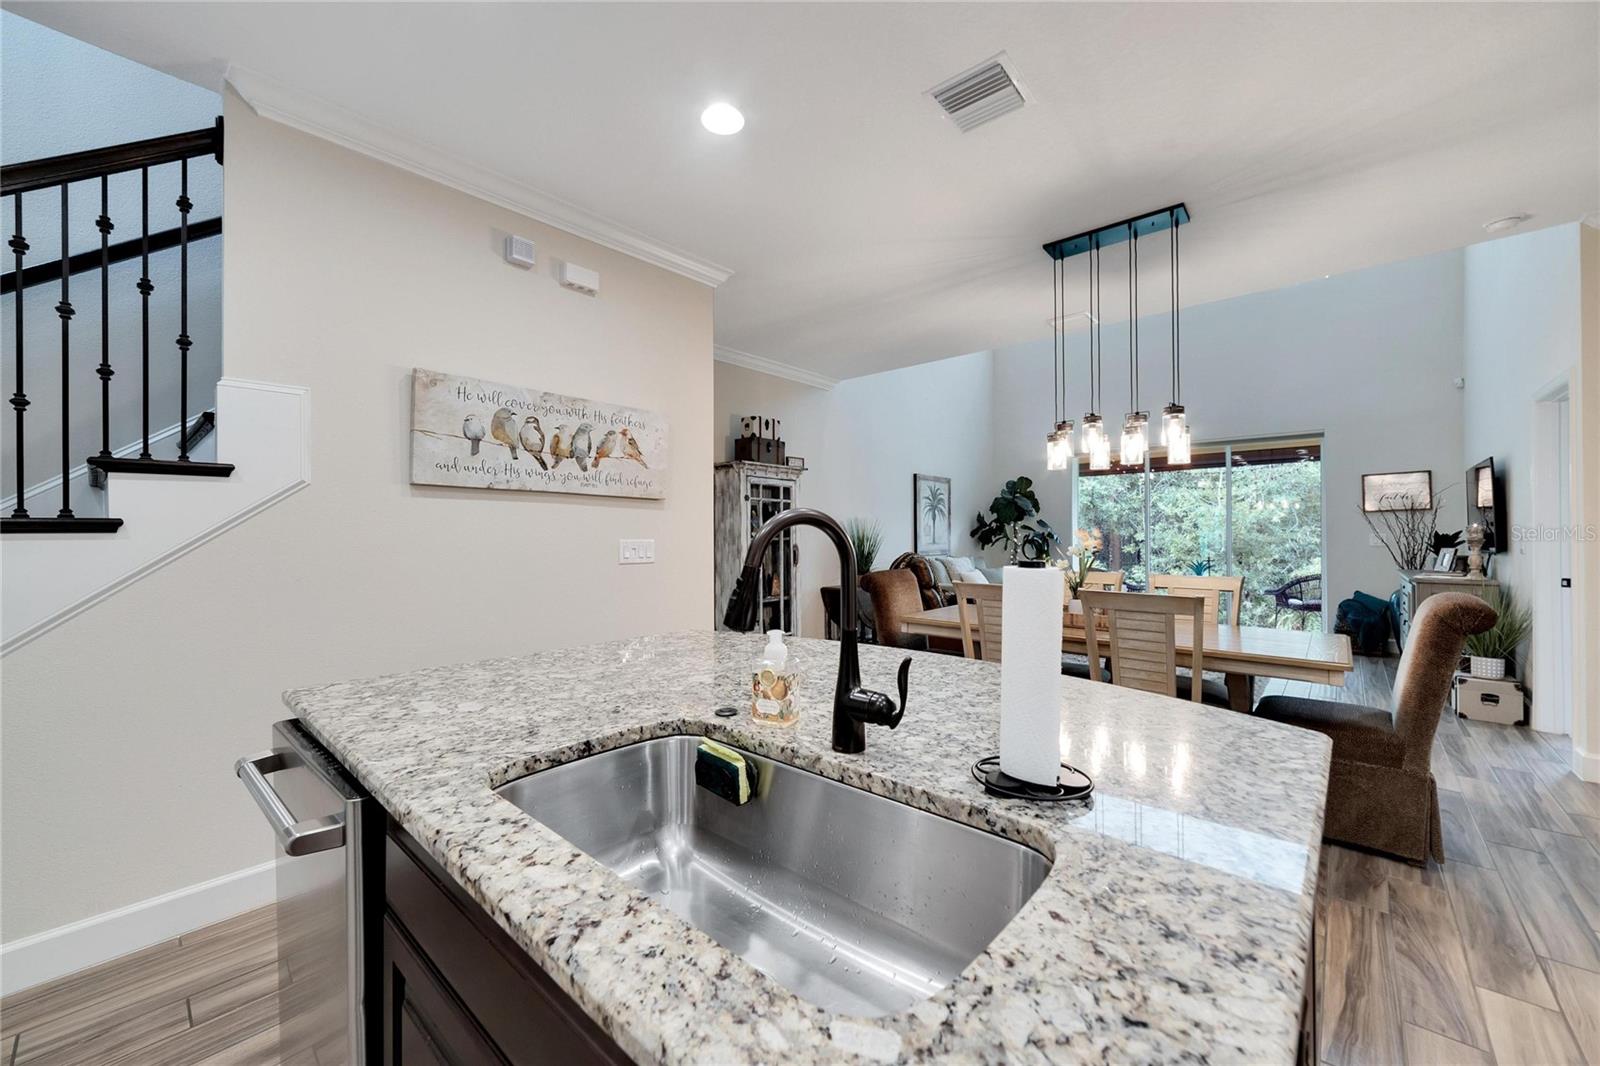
[955, 569, 989, 585]
[923, 556, 953, 589]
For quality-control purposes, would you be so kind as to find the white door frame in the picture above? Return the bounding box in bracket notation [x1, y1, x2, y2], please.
[1528, 374, 1575, 736]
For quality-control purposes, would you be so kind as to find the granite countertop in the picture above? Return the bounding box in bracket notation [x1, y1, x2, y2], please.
[284, 631, 1330, 1065]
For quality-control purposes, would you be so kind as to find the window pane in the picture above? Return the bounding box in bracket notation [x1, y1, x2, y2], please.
[1229, 444, 1323, 630]
[1148, 447, 1227, 585]
[1075, 465, 1147, 590]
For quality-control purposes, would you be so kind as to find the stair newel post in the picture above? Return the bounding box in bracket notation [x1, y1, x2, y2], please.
[96, 175, 114, 459]
[137, 165, 152, 459]
[56, 183, 75, 518]
[175, 158, 191, 461]
[8, 196, 28, 518]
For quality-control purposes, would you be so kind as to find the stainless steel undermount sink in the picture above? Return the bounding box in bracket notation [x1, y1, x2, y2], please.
[494, 735, 1051, 1017]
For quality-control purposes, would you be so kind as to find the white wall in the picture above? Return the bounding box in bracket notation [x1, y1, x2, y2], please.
[1461, 222, 1590, 742]
[992, 249, 1468, 611]
[713, 350, 994, 637]
[0, 89, 714, 942]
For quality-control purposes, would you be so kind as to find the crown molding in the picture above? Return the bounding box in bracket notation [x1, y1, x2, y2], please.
[224, 64, 732, 288]
[713, 346, 837, 391]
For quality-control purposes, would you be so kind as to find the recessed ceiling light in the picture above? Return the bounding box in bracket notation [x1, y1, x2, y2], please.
[1483, 213, 1531, 233]
[700, 102, 744, 136]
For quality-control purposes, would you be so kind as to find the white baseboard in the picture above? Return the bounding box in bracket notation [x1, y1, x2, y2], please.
[0, 859, 280, 997]
[1575, 744, 1600, 784]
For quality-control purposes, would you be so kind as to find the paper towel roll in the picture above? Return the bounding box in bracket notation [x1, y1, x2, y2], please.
[999, 563, 1065, 785]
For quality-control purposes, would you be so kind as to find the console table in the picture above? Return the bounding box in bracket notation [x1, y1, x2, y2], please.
[1397, 570, 1498, 650]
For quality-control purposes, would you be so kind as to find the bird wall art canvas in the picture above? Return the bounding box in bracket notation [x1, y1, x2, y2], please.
[410, 368, 667, 499]
[914, 473, 952, 555]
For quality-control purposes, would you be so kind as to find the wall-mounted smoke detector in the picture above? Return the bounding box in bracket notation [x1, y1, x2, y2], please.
[927, 52, 1029, 132]
[1483, 213, 1531, 233]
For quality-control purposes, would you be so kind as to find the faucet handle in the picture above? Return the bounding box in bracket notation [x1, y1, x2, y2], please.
[844, 658, 910, 731]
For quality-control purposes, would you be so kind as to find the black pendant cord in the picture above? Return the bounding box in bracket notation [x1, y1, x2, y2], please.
[1051, 255, 1060, 426]
[9, 197, 28, 518]
[1090, 242, 1101, 414]
[1172, 212, 1181, 406]
[56, 184, 74, 518]
[1128, 230, 1139, 414]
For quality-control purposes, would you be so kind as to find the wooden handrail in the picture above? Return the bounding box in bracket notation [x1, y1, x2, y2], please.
[1, 119, 221, 197]
[0, 217, 220, 295]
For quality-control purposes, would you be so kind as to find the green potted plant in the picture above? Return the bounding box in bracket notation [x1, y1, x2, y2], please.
[845, 517, 884, 574]
[1463, 586, 1530, 680]
[970, 476, 1062, 564]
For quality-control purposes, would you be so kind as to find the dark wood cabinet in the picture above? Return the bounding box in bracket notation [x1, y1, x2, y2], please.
[381, 824, 631, 1066]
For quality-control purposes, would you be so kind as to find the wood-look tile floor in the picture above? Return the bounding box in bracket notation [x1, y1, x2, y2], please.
[3, 657, 1595, 1065]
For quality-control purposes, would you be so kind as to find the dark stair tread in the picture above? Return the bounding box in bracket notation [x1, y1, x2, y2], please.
[86, 456, 234, 477]
[2, 516, 124, 533]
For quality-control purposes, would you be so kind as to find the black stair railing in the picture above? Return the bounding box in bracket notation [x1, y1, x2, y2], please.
[2, 118, 231, 535]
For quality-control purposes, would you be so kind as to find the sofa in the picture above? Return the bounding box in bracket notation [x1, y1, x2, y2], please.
[887, 552, 991, 610]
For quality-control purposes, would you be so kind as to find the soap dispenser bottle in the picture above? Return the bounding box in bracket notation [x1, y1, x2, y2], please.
[751, 629, 799, 726]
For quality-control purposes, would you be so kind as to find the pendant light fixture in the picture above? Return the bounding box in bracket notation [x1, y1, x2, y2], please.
[1119, 230, 1149, 467]
[1042, 203, 1189, 473]
[1045, 254, 1075, 470]
[1160, 207, 1191, 465]
[1081, 238, 1111, 470]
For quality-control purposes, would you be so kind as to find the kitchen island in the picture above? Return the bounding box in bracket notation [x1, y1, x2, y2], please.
[285, 631, 1330, 1065]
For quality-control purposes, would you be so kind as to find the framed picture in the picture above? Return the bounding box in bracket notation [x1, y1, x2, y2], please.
[914, 474, 952, 555]
[410, 368, 666, 499]
[1434, 547, 1458, 572]
[1362, 470, 1433, 512]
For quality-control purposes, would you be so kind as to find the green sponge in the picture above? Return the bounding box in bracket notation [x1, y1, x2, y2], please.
[695, 740, 757, 805]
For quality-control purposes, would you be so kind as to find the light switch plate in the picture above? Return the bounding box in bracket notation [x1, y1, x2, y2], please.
[619, 539, 655, 565]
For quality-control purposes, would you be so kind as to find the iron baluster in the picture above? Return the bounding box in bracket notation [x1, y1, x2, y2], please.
[97, 176, 114, 458]
[137, 165, 152, 458]
[9, 197, 28, 517]
[175, 159, 191, 460]
[56, 183, 75, 517]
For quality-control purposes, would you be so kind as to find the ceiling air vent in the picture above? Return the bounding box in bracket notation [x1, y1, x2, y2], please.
[928, 53, 1028, 132]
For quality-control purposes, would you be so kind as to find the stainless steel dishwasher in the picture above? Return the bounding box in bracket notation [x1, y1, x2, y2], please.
[236, 719, 380, 1065]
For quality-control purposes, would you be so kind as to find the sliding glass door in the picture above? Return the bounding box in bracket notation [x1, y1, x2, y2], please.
[1073, 437, 1324, 629]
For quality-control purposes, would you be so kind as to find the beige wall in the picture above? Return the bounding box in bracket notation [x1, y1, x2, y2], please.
[713, 351, 994, 637]
[0, 90, 714, 941]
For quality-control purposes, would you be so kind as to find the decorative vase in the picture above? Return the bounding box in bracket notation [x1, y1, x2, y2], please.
[1469, 656, 1506, 680]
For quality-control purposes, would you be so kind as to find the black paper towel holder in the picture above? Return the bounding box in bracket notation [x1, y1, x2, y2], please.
[971, 755, 1093, 802]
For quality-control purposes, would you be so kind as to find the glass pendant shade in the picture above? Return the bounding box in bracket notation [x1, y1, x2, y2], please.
[1046, 420, 1075, 470]
[1081, 414, 1110, 471]
[1167, 423, 1192, 466]
[1119, 412, 1149, 466]
[1160, 403, 1186, 447]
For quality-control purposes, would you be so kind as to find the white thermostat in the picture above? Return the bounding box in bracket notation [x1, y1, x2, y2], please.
[559, 261, 600, 296]
[504, 234, 536, 268]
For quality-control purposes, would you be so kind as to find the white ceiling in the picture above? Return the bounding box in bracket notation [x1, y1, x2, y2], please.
[15, 2, 1598, 382]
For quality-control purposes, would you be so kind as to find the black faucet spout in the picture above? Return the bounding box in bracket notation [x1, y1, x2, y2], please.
[722, 508, 906, 754]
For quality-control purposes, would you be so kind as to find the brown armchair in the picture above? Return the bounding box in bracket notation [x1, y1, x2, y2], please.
[1255, 592, 1496, 865]
[860, 569, 928, 651]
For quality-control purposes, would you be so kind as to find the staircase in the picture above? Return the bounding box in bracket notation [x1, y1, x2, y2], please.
[3, 119, 230, 533]
[3, 121, 312, 654]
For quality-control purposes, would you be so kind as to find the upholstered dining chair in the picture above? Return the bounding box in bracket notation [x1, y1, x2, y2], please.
[1077, 589, 1207, 704]
[860, 569, 928, 651]
[1149, 573, 1244, 626]
[1254, 592, 1496, 865]
[952, 581, 1005, 662]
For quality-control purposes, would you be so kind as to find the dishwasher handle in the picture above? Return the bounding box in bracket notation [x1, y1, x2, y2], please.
[235, 748, 346, 856]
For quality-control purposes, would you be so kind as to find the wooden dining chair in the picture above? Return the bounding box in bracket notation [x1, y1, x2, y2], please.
[1148, 574, 1244, 626]
[1077, 570, 1124, 593]
[1077, 589, 1206, 703]
[952, 582, 1004, 662]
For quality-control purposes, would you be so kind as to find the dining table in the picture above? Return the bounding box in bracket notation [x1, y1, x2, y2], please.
[900, 600, 1355, 711]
